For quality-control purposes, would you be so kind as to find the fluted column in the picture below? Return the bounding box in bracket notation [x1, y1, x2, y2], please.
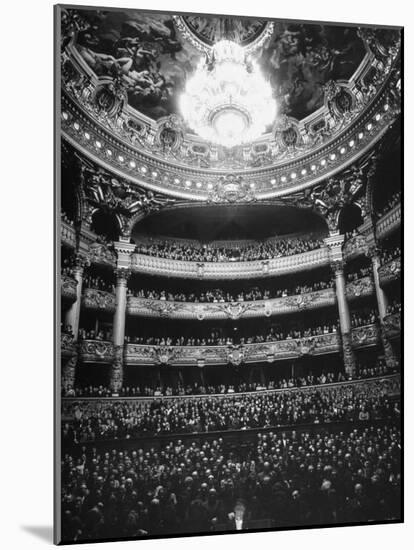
[370, 247, 398, 368]
[110, 240, 135, 393]
[64, 257, 86, 341]
[324, 234, 356, 377]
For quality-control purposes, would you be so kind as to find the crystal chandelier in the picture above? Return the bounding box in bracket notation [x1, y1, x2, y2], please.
[180, 40, 276, 147]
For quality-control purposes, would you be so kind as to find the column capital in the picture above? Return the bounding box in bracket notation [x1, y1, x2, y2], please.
[331, 259, 346, 275]
[115, 267, 131, 283]
[114, 240, 135, 272]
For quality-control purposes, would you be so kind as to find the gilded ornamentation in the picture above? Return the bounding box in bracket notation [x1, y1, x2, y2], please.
[342, 332, 356, 376]
[207, 175, 256, 203]
[346, 276, 374, 299]
[351, 324, 380, 347]
[119, 328, 384, 367]
[61, 274, 78, 302]
[110, 345, 124, 393]
[79, 340, 114, 363]
[382, 313, 401, 340]
[82, 288, 116, 312]
[378, 257, 401, 285]
[88, 242, 117, 267]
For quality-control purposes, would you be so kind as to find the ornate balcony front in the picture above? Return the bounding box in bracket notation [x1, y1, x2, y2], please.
[346, 276, 375, 300]
[61, 333, 76, 358]
[124, 332, 344, 367]
[378, 257, 401, 286]
[127, 288, 336, 320]
[82, 288, 116, 313]
[377, 203, 401, 240]
[61, 274, 77, 302]
[130, 247, 329, 280]
[351, 324, 381, 348]
[383, 313, 401, 340]
[79, 340, 114, 363]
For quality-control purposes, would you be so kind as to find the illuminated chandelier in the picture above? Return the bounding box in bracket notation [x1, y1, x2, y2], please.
[180, 40, 277, 147]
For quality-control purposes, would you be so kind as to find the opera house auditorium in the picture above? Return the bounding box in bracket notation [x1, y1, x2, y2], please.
[58, 8, 402, 542]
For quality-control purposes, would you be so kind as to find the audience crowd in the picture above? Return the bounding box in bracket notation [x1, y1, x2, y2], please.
[63, 362, 396, 398]
[135, 237, 324, 263]
[61, 423, 401, 540]
[130, 280, 333, 304]
[62, 377, 400, 441]
[125, 322, 339, 347]
[376, 191, 401, 218]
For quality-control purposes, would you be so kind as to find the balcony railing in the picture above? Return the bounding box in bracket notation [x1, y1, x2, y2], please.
[377, 203, 401, 240]
[378, 256, 401, 286]
[130, 247, 329, 280]
[79, 339, 114, 363]
[126, 279, 373, 320]
[75, 322, 396, 366]
[82, 288, 116, 313]
[126, 288, 336, 320]
[61, 274, 77, 302]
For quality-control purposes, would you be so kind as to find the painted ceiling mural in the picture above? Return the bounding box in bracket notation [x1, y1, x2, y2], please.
[71, 9, 366, 121]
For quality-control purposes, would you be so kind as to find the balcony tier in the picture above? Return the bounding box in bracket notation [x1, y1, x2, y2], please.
[130, 247, 329, 280]
[378, 256, 401, 286]
[125, 277, 374, 320]
[62, 373, 400, 402]
[76, 324, 385, 366]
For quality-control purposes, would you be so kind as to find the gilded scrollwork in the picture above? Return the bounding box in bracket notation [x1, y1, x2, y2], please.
[122, 330, 376, 367]
[351, 324, 380, 347]
[79, 339, 114, 363]
[346, 276, 374, 299]
[82, 288, 116, 312]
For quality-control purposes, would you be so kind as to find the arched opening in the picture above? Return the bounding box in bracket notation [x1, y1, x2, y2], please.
[338, 204, 363, 235]
[91, 209, 120, 241]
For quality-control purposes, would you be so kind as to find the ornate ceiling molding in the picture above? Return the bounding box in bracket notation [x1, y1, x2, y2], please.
[60, 31, 401, 201]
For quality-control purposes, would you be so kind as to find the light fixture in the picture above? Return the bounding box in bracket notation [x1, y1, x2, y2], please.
[180, 40, 276, 147]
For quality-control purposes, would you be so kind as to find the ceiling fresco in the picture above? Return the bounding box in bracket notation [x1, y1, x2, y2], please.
[70, 9, 366, 122]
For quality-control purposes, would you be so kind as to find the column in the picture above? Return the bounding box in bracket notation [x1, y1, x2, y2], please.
[64, 258, 85, 341]
[110, 240, 135, 393]
[370, 247, 398, 368]
[324, 235, 356, 377]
